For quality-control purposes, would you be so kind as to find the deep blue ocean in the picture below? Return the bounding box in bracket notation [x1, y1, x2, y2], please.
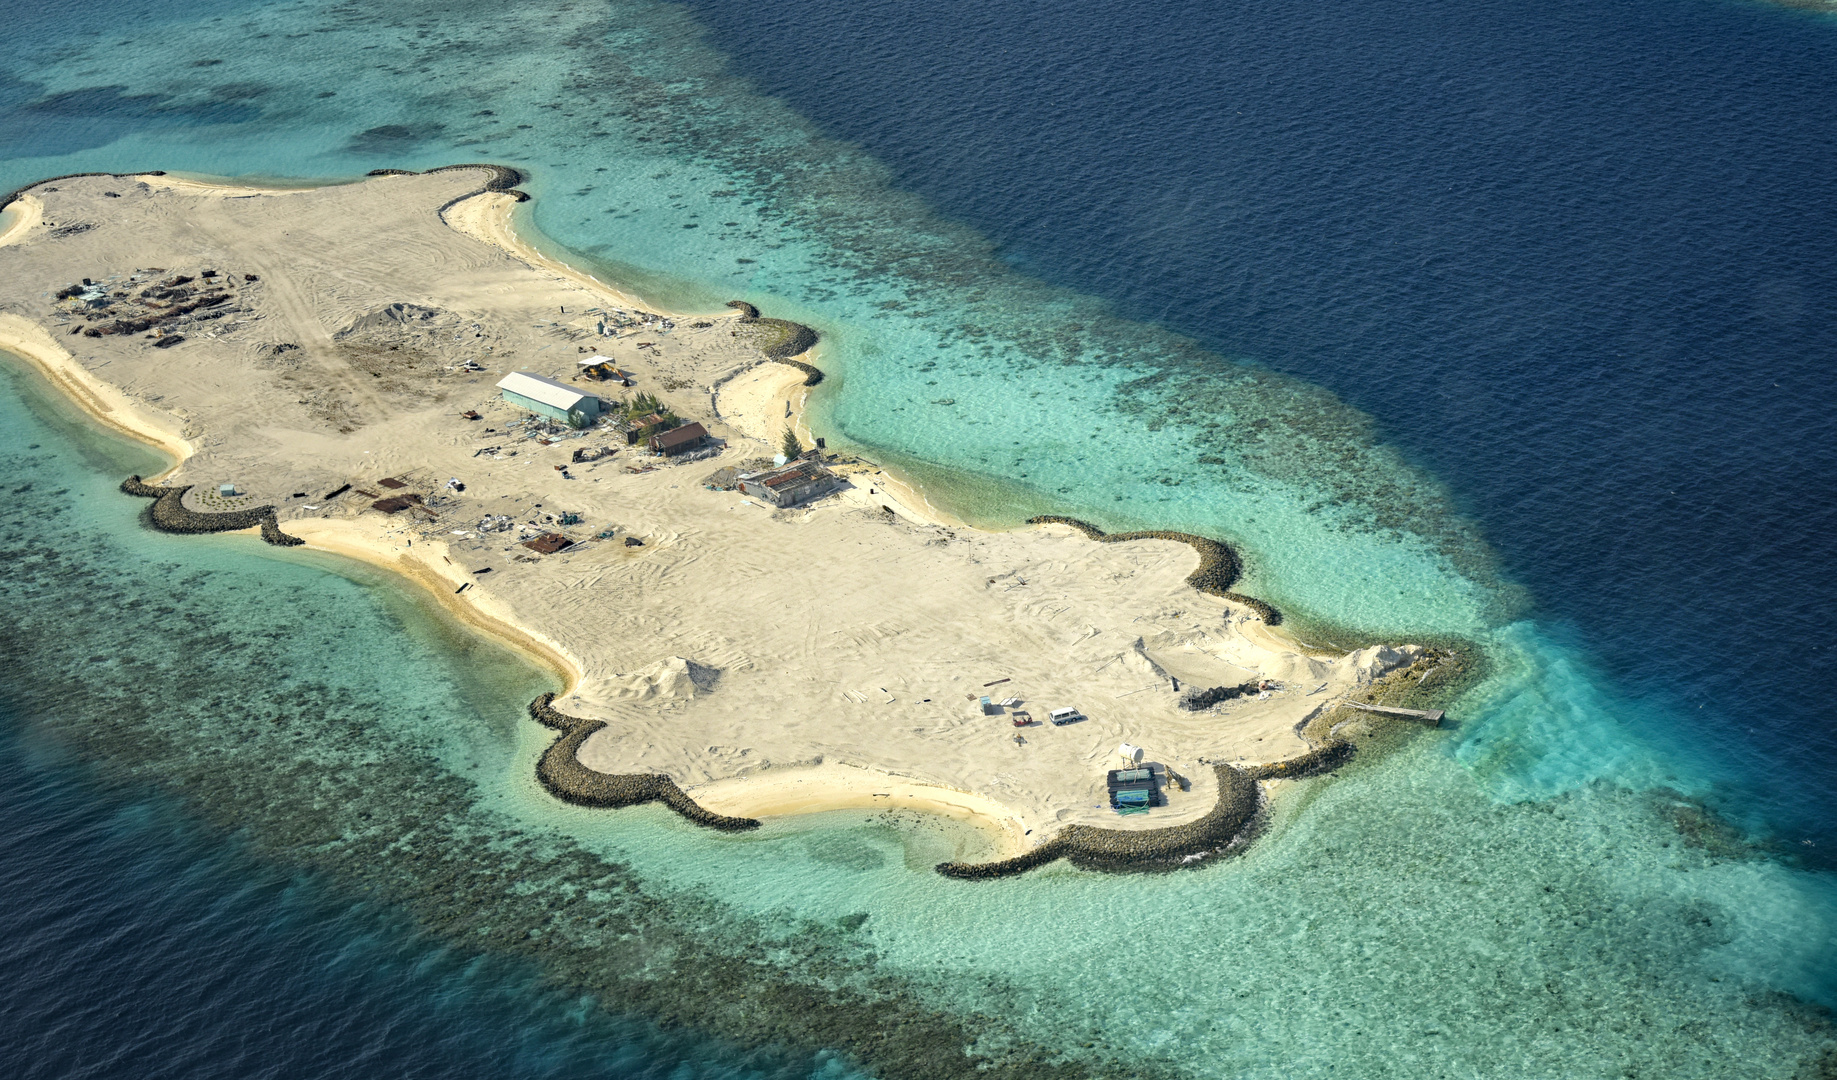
[2, 0, 1835, 1076]
[0, 728, 760, 1080]
[670, 0, 1837, 844]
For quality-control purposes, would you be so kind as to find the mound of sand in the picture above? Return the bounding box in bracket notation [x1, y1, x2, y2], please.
[604, 656, 722, 701]
[334, 302, 445, 338]
[1350, 645, 1422, 685]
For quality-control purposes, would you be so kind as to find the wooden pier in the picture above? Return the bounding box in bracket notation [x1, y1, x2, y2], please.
[1342, 701, 1445, 727]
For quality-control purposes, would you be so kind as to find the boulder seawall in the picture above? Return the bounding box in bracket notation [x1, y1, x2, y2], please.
[726, 300, 823, 378]
[1026, 515, 1280, 623]
[121, 476, 304, 547]
[528, 693, 761, 831]
[935, 763, 1266, 878]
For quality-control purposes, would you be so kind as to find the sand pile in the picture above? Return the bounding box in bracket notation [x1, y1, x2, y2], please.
[603, 657, 722, 701]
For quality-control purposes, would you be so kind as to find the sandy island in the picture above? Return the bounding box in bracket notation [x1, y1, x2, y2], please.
[0, 168, 1440, 864]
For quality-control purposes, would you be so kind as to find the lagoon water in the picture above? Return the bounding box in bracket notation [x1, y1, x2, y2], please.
[2, 0, 1835, 1076]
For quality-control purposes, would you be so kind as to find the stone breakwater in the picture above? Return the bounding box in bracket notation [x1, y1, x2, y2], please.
[119, 476, 304, 547]
[0, 170, 168, 213]
[936, 764, 1264, 879]
[725, 300, 823, 375]
[527, 693, 760, 831]
[1179, 681, 1259, 710]
[3, 165, 523, 218]
[359, 164, 533, 214]
[1025, 515, 1281, 624]
[935, 712, 1415, 880]
[1244, 741, 1355, 780]
[512, 654, 1462, 879]
[936, 642, 1464, 879]
[523, 689, 1355, 875]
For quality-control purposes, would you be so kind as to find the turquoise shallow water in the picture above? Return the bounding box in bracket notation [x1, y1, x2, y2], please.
[0, 386, 1827, 1075]
[3, 0, 1500, 636]
[2, 0, 1836, 1075]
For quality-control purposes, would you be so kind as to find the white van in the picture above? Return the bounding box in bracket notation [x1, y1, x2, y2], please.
[1048, 707, 1085, 726]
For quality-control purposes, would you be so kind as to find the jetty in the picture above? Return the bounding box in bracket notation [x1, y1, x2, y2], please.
[1342, 701, 1445, 727]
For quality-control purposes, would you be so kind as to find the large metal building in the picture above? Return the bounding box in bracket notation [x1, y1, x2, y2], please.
[495, 371, 604, 425]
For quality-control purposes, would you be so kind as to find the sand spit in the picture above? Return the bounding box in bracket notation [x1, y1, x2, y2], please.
[440, 179, 662, 316]
[0, 169, 169, 216]
[1026, 515, 1282, 624]
[0, 165, 1454, 868]
[0, 195, 42, 247]
[0, 314, 193, 471]
[362, 163, 529, 210]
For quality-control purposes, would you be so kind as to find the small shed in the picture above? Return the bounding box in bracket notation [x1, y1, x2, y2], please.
[522, 532, 571, 554]
[372, 493, 423, 514]
[496, 371, 603, 425]
[650, 422, 709, 456]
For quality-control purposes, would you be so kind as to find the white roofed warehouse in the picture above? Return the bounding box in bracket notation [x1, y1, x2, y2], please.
[495, 371, 604, 425]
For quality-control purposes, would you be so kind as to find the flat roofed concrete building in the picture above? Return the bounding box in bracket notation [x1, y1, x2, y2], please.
[495, 371, 603, 425]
